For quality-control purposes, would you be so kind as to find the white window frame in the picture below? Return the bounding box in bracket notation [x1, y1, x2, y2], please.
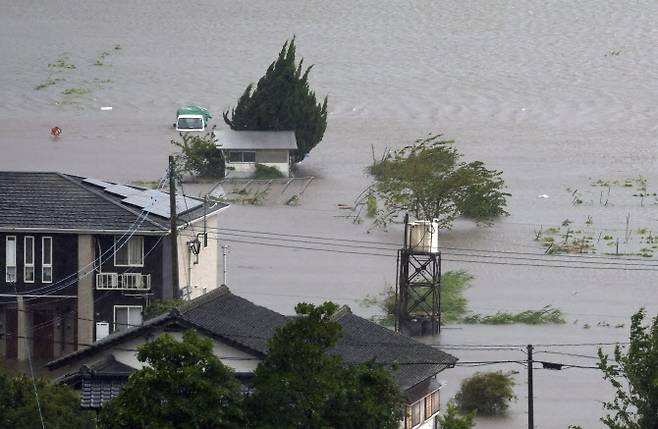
[227, 150, 256, 163]
[24, 236, 35, 283]
[6, 236, 17, 283]
[113, 305, 143, 332]
[42, 236, 53, 283]
[114, 236, 144, 267]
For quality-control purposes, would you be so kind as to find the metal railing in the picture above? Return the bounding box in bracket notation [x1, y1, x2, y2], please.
[96, 273, 151, 290]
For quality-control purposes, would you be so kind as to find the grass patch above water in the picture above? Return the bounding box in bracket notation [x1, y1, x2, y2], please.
[462, 306, 566, 325]
[62, 87, 90, 96]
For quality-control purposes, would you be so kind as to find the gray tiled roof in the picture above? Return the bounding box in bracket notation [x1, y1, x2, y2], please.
[216, 130, 297, 150]
[178, 287, 288, 355]
[331, 310, 457, 390]
[48, 286, 457, 392]
[0, 172, 227, 233]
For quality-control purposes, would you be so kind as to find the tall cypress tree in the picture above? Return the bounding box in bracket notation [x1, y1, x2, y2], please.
[223, 38, 328, 163]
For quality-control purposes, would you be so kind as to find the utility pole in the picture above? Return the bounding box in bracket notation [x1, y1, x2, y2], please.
[527, 344, 534, 429]
[221, 244, 229, 286]
[169, 156, 180, 298]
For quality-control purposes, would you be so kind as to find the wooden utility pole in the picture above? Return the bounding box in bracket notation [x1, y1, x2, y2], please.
[169, 156, 180, 298]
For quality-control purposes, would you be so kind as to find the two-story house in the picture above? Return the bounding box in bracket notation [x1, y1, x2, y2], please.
[0, 172, 227, 362]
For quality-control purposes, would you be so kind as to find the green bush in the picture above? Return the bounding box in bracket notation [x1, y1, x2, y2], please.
[171, 131, 225, 178]
[254, 163, 284, 179]
[454, 371, 516, 416]
[437, 403, 476, 429]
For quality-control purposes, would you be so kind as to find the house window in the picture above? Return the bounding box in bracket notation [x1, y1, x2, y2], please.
[6, 236, 16, 282]
[113, 305, 143, 332]
[24, 236, 35, 283]
[228, 151, 256, 163]
[42, 236, 53, 283]
[114, 236, 144, 267]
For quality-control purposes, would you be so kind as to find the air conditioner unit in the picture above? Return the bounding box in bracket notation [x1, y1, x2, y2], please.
[96, 322, 110, 341]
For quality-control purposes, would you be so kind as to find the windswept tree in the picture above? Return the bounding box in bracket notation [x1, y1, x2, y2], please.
[597, 309, 658, 429]
[247, 302, 403, 429]
[223, 38, 328, 163]
[370, 134, 509, 229]
[99, 330, 244, 429]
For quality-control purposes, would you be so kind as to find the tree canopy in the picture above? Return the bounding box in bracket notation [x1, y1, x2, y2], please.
[597, 309, 658, 429]
[223, 38, 328, 163]
[453, 371, 516, 416]
[247, 302, 403, 429]
[370, 134, 509, 230]
[0, 369, 93, 429]
[99, 330, 244, 429]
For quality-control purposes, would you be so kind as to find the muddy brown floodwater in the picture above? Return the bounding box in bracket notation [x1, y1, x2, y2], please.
[2, 0, 658, 427]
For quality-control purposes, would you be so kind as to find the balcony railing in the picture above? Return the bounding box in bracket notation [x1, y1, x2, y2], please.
[96, 273, 151, 290]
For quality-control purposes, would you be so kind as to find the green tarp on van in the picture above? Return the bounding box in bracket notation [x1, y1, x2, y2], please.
[176, 105, 212, 121]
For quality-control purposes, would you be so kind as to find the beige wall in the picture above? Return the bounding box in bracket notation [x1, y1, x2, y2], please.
[57, 328, 261, 375]
[177, 213, 219, 300]
[77, 235, 94, 349]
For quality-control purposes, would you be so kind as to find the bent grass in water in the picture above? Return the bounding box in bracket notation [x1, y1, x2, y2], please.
[362, 270, 565, 325]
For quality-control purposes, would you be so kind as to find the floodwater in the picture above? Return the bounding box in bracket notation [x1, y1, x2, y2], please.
[1, 0, 658, 427]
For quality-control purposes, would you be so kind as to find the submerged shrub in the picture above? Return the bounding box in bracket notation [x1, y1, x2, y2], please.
[454, 371, 516, 416]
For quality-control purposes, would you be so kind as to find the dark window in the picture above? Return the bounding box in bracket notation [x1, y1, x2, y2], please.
[177, 117, 203, 130]
[6, 236, 16, 282]
[228, 151, 256, 163]
[114, 236, 144, 266]
[42, 236, 52, 283]
[24, 236, 34, 283]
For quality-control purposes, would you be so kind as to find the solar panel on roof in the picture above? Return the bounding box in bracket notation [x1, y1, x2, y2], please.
[104, 184, 142, 198]
[122, 190, 202, 218]
[83, 177, 113, 188]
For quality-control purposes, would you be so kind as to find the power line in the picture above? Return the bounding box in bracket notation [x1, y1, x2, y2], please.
[206, 235, 658, 272]
[210, 226, 658, 263]
[210, 230, 658, 268]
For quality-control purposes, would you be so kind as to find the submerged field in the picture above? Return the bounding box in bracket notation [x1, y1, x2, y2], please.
[1, 0, 658, 427]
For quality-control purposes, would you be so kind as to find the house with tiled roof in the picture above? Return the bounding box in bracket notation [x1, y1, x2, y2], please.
[0, 171, 228, 363]
[48, 286, 457, 429]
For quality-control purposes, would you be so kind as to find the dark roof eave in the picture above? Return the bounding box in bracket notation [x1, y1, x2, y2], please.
[0, 227, 168, 235]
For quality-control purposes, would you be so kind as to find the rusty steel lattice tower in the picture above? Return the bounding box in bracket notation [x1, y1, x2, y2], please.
[396, 215, 441, 336]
